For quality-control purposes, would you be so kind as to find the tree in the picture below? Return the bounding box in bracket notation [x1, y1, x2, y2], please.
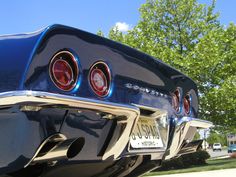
[192, 24, 236, 131]
[97, 30, 105, 37]
[193, 132, 201, 141]
[99, 0, 236, 131]
[107, 0, 219, 69]
[207, 132, 227, 146]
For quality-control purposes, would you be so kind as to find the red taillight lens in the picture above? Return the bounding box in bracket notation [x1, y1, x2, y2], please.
[53, 60, 73, 86]
[50, 51, 78, 91]
[172, 89, 180, 112]
[90, 69, 107, 93]
[184, 95, 191, 114]
[89, 62, 111, 97]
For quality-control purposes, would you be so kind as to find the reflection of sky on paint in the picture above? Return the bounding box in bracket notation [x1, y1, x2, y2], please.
[0, 0, 235, 36]
[0, 31, 42, 40]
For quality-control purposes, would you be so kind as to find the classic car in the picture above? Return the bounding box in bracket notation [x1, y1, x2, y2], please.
[0, 24, 212, 177]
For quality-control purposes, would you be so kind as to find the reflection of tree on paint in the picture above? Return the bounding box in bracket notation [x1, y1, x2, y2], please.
[25, 108, 66, 138]
[65, 111, 109, 138]
[24, 65, 48, 90]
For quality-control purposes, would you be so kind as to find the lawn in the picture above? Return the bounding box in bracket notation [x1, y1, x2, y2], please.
[147, 158, 236, 176]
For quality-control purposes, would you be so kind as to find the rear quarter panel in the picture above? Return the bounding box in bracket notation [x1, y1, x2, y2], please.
[23, 25, 199, 119]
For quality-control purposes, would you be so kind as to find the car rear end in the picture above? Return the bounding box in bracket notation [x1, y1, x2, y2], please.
[213, 143, 222, 151]
[0, 25, 212, 177]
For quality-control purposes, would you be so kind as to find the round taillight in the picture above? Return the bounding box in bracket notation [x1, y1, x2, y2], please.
[89, 62, 111, 97]
[49, 51, 79, 91]
[184, 94, 191, 115]
[172, 89, 180, 112]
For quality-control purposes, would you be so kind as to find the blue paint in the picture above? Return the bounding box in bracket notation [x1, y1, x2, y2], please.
[19, 26, 50, 90]
[67, 48, 83, 94]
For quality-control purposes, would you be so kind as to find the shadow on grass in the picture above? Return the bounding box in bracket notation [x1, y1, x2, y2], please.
[205, 158, 236, 169]
[147, 158, 236, 176]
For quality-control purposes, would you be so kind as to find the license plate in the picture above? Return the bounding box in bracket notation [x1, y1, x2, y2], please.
[130, 118, 163, 149]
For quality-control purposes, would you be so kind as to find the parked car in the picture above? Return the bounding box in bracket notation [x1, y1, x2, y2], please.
[0, 25, 212, 177]
[213, 143, 222, 151]
[228, 144, 236, 153]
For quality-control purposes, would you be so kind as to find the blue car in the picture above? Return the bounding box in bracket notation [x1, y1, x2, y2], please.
[0, 25, 212, 177]
[228, 144, 236, 153]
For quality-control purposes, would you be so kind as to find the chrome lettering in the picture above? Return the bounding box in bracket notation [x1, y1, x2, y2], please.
[124, 83, 168, 98]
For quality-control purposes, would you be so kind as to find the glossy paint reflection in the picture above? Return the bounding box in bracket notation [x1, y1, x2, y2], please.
[0, 106, 65, 174]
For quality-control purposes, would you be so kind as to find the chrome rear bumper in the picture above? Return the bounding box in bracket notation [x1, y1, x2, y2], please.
[0, 90, 212, 161]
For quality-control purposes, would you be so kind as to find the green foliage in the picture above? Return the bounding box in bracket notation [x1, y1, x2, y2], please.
[97, 30, 104, 37]
[207, 132, 227, 146]
[101, 0, 236, 131]
[188, 24, 236, 131]
[108, 0, 219, 66]
[193, 132, 201, 141]
[156, 150, 210, 171]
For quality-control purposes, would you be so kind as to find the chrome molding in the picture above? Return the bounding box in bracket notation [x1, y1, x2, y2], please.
[0, 90, 139, 160]
[166, 117, 212, 159]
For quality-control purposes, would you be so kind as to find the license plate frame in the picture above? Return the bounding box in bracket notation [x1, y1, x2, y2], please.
[130, 117, 163, 149]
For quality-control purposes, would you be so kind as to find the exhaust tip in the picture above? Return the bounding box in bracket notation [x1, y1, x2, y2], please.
[67, 137, 85, 159]
[28, 134, 85, 165]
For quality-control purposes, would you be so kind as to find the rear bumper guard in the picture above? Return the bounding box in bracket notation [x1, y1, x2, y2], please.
[166, 117, 212, 159]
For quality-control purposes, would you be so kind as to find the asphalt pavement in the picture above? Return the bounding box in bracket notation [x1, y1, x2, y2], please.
[207, 149, 228, 158]
[147, 168, 236, 177]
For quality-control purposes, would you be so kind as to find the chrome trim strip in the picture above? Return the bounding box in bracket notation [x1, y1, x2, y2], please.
[177, 117, 212, 129]
[0, 90, 140, 161]
[132, 104, 168, 120]
[0, 90, 138, 112]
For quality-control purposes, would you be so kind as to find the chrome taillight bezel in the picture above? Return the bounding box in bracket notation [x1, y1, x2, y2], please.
[88, 61, 111, 97]
[49, 50, 79, 91]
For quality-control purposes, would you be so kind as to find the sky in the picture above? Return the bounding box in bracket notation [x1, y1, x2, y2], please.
[0, 0, 235, 35]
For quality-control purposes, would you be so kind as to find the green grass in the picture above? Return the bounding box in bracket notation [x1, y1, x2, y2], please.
[147, 158, 236, 176]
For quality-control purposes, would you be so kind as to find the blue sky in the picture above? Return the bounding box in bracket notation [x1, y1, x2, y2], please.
[0, 0, 235, 35]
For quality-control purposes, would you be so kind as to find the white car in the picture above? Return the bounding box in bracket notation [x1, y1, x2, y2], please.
[213, 143, 222, 151]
